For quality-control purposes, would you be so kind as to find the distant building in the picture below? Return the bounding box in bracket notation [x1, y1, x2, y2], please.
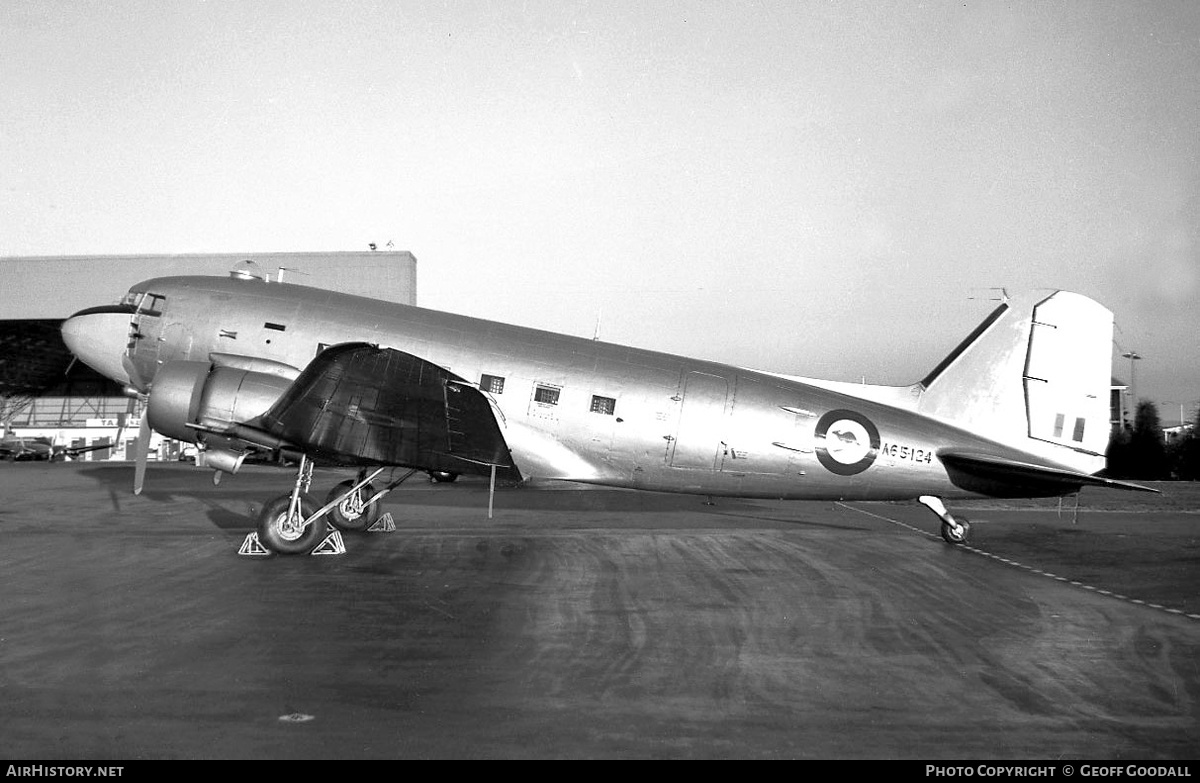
[0, 250, 416, 319]
[1164, 423, 1194, 444]
[0, 251, 417, 459]
[1111, 378, 1129, 432]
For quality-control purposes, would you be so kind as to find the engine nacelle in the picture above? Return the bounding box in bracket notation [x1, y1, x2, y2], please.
[147, 360, 293, 444]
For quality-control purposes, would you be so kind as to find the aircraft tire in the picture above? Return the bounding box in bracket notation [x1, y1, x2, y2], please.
[326, 480, 380, 532]
[257, 494, 324, 554]
[940, 517, 970, 545]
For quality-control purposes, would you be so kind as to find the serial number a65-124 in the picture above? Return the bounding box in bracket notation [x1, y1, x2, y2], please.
[881, 442, 933, 464]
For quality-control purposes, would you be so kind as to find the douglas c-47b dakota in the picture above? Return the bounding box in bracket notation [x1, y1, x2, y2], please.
[60, 267, 1153, 555]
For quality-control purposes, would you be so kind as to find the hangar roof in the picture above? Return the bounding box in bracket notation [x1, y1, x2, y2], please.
[1, 251, 418, 403]
[0, 250, 416, 319]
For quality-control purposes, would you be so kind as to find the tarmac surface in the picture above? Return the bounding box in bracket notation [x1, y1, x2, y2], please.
[1, 461, 1197, 759]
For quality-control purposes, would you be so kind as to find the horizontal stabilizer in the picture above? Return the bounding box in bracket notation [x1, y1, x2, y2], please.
[939, 450, 1158, 496]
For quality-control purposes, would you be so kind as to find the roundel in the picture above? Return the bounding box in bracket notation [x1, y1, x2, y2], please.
[814, 409, 880, 476]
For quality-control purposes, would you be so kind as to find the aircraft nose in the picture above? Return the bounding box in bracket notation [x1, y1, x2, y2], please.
[61, 305, 136, 387]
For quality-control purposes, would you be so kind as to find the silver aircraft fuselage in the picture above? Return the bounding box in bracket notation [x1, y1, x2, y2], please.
[65, 274, 1065, 502]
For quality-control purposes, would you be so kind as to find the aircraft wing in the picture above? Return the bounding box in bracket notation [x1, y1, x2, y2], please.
[938, 449, 1158, 495]
[60, 442, 118, 458]
[248, 343, 521, 479]
[0, 440, 48, 460]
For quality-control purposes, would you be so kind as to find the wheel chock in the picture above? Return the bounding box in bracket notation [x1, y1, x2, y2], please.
[310, 529, 346, 555]
[238, 533, 271, 556]
[367, 512, 396, 533]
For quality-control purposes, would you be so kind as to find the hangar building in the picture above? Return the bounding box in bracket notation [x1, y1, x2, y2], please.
[1, 251, 417, 460]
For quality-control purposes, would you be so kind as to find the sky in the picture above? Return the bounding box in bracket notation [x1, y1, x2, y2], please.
[2, 1, 1198, 421]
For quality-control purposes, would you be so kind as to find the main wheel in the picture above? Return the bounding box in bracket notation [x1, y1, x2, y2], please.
[940, 516, 971, 545]
[325, 480, 380, 532]
[257, 494, 324, 554]
[429, 471, 458, 484]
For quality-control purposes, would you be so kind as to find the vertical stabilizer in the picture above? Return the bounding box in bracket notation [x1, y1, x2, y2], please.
[916, 291, 1113, 475]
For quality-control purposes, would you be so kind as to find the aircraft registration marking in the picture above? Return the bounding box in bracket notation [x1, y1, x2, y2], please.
[880, 442, 934, 464]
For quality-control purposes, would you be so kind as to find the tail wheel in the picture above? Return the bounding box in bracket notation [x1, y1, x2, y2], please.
[257, 494, 324, 554]
[325, 479, 380, 532]
[941, 517, 971, 545]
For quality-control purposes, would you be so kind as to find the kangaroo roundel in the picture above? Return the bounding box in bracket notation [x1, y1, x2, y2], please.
[815, 409, 880, 475]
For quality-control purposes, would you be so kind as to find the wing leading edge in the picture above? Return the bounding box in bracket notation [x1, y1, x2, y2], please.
[252, 343, 521, 479]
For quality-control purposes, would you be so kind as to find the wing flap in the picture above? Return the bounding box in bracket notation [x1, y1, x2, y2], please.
[253, 343, 520, 478]
[939, 449, 1157, 495]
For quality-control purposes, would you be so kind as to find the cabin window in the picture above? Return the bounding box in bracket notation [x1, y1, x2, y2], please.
[590, 395, 616, 415]
[481, 374, 505, 394]
[1053, 413, 1065, 438]
[534, 385, 560, 406]
[1072, 417, 1086, 442]
[264, 322, 287, 332]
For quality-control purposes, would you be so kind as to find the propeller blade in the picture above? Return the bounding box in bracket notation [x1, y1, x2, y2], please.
[133, 414, 151, 495]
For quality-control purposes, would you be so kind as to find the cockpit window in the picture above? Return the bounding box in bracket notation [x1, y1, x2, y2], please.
[122, 291, 165, 313]
[135, 292, 166, 317]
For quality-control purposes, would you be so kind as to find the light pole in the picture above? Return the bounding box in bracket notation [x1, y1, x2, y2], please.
[1161, 402, 1189, 427]
[1121, 351, 1142, 427]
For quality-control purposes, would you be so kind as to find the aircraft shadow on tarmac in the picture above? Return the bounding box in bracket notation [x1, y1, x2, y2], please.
[77, 463, 875, 533]
[80, 463, 269, 531]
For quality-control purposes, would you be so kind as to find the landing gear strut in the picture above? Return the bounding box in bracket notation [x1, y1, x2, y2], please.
[326, 471, 381, 532]
[257, 455, 324, 554]
[254, 457, 420, 554]
[918, 495, 971, 545]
